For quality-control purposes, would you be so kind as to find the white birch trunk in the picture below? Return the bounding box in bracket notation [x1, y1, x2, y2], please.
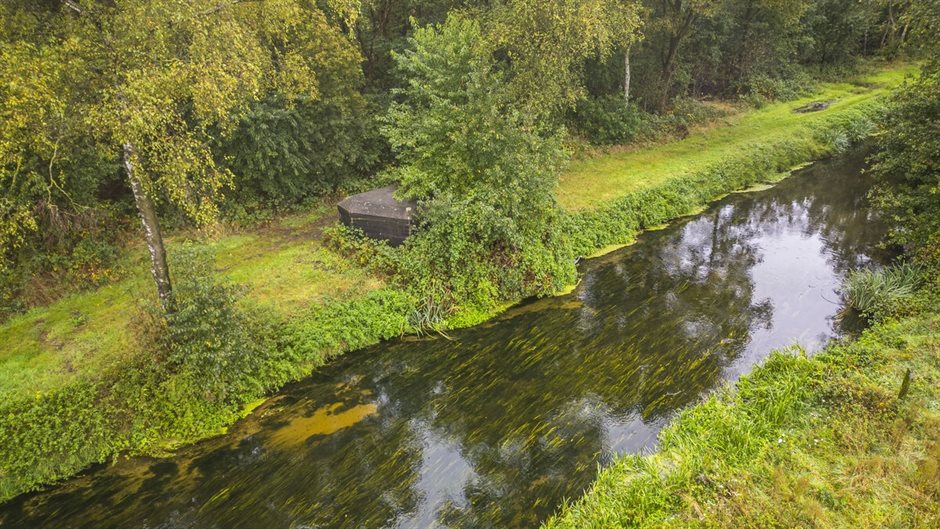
[124, 142, 172, 308]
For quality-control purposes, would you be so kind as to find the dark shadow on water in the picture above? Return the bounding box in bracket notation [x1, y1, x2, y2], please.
[0, 147, 889, 529]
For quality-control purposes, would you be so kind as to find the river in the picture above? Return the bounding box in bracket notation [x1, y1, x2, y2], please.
[0, 147, 888, 528]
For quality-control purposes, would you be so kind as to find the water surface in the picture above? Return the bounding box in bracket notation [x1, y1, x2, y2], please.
[0, 148, 887, 528]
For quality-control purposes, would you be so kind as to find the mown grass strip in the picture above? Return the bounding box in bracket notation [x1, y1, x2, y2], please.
[564, 89, 889, 257]
[557, 63, 917, 212]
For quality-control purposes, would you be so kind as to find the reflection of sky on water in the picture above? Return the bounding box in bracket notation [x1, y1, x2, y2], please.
[1, 149, 888, 529]
[397, 422, 474, 529]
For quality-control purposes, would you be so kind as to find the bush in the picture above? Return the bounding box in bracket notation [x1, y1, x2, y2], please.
[142, 245, 275, 403]
[322, 224, 399, 276]
[650, 97, 730, 139]
[0, 202, 128, 321]
[569, 96, 652, 145]
[398, 195, 576, 318]
[737, 70, 817, 107]
[383, 14, 576, 316]
[843, 263, 925, 320]
[870, 60, 940, 250]
[219, 93, 385, 214]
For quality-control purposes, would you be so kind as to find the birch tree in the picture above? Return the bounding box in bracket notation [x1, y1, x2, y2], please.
[8, 0, 360, 307]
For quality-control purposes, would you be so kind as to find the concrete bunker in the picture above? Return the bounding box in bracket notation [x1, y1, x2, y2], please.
[337, 185, 416, 247]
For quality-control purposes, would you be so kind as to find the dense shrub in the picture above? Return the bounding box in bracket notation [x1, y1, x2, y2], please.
[383, 15, 576, 316]
[569, 97, 651, 145]
[0, 203, 129, 321]
[142, 245, 276, 402]
[738, 69, 817, 107]
[322, 224, 399, 276]
[870, 62, 940, 250]
[652, 96, 730, 137]
[219, 94, 385, 213]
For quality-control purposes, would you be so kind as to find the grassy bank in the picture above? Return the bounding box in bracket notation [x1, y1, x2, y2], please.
[559, 65, 915, 212]
[0, 211, 413, 500]
[0, 63, 915, 501]
[544, 309, 940, 528]
[562, 64, 916, 256]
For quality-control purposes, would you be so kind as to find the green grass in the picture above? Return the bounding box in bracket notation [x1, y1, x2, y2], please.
[844, 263, 925, 319]
[544, 311, 940, 528]
[0, 204, 385, 401]
[558, 62, 918, 211]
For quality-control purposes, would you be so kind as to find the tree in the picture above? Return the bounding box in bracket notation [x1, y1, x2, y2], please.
[484, 0, 643, 119]
[2, 0, 360, 308]
[644, 0, 721, 109]
[384, 14, 574, 310]
[870, 0, 940, 252]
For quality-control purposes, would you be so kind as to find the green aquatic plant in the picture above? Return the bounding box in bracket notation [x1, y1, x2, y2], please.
[843, 263, 924, 320]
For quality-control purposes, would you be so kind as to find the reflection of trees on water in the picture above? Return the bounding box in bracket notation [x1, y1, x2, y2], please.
[1, 150, 887, 529]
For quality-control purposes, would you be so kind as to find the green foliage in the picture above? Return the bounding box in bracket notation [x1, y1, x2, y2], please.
[0, 380, 119, 501]
[483, 0, 642, 118]
[282, 288, 416, 363]
[652, 96, 730, 134]
[0, 0, 372, 317]
[0, 0, 925, 506]
[569, 97, 652, 145]
[802, 0, 879, 65]
[218, 83, 384, 211]
[322, 224, 399, 275]
[384, 14, 577, 314]
[738, 69, 817, 107]
[145, 246, 271, 401]
[871, 66, 940, 250]
[398, 195, 576, 314]
[844, 263, 926, 321]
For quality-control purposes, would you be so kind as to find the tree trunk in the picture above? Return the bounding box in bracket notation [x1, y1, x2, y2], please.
[123, 142, 172, 308]
[624, 46, 632, 105]
[659, 35, 681, 108]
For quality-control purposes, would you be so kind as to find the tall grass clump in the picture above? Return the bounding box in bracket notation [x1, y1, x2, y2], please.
[844, 263, 924, 320]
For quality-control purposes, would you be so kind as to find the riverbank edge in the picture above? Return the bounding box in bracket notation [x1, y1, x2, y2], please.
[542, 307, 940, 528]
[0, 97, 887, 502]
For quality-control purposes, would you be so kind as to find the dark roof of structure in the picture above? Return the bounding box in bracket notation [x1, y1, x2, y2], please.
[337, 185, 416, 221]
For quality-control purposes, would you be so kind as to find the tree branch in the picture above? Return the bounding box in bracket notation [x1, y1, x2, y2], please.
[62, 0, 83, 15]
